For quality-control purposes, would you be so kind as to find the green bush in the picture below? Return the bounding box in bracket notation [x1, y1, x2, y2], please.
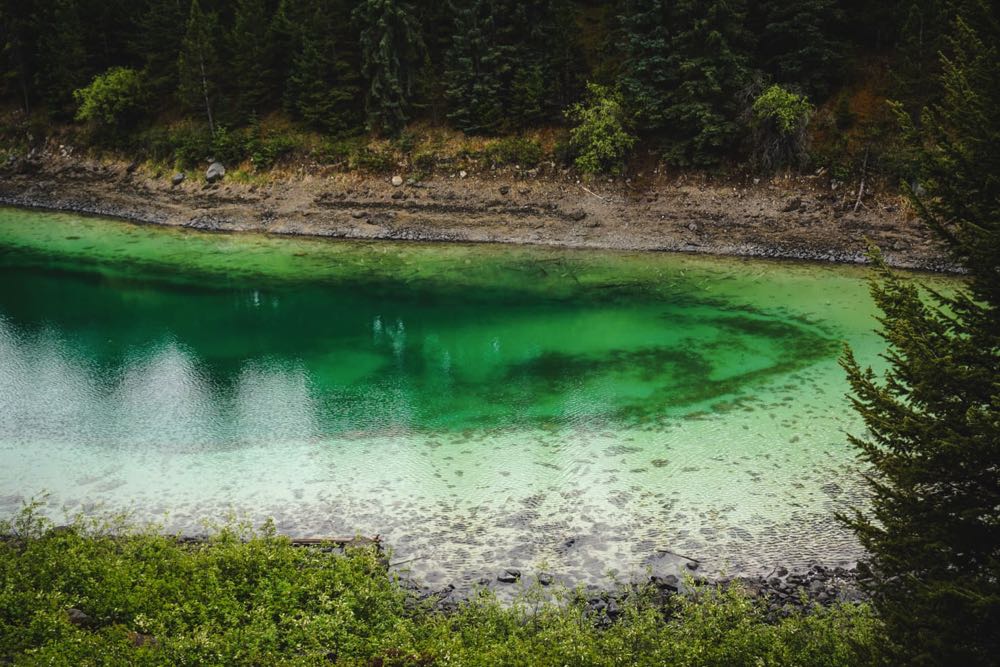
[483, 136, 544, 167]
[316, 137, 358, 166]
[169, 125, 214, 168]
[412, 150, 438, 173]
[749, 85, 814, 172]
[566, 83, 636, 175]
[73, 67, 147, 127]
[0, 505, 884, 666]
[350, 146, 397, 173]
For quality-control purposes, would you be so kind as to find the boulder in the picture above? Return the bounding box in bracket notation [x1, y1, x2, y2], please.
[67, 608, 92, 627]
[391, 175, 404, 186]
[205, 162, 226, 183]
[171, 172, 186, 187]
[497, 567, 521, 583]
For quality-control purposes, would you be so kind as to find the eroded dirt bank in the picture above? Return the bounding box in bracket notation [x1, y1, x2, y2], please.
[0, 153, 952, 271]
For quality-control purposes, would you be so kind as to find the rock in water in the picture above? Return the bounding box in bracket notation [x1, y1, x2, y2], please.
[205, 162, 226, 183]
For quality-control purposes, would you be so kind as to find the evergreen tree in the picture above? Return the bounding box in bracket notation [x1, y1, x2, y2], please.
[33, 0, 89, 117]
[661, 0, 753, 166]
[284, 0, 361, 133]
[353, 0, 425, 136]
[227, 0, 274, 123]
[618, 0, 672, 133]
[503, 0, 580, 126]
[752, 0, 845, 99]
[0, 0, 35, 113]
[177, 0, 221, 134]
[840, 4, 1000, 665]
[133, 0, 188, 101]
[444, 0, 504, 134]
[445, 0, 580, 134]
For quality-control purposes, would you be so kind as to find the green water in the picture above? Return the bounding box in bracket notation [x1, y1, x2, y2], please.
[0, 206, 955, 588]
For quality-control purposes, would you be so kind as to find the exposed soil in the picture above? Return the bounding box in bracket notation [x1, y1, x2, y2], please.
[0, 152, 953, 271]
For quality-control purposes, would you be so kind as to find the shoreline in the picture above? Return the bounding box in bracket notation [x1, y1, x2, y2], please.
[0, 152, 956, 272]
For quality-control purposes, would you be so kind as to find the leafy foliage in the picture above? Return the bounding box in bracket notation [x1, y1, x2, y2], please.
[74, 67, 147, 127]
[0, 504, 883, 665]
[566, 83, 636, 174]
[749, 84, 813, 171]
[840, 3, 1000, 665]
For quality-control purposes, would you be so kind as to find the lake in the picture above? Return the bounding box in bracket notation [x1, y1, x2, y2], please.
[0, 206, 950, 589]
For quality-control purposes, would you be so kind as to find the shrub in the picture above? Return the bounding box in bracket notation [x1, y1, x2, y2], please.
[350, 146, 397, 173]
[749, 84, 814, 172]
[169, 125, 214, 168]
[0, 505, 884, 666]
[483, 136, 544, 167]
[73, 67, 147, 128]
[566, 83, 636, 175]
[412, 150, 437, 173]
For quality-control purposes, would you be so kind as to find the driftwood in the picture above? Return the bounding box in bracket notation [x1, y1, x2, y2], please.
[656, 548, 701, 563]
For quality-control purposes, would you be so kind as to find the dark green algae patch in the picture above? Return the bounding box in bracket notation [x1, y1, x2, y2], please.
[0, 206, 842, 435]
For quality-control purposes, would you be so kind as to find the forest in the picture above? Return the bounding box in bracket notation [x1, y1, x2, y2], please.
[0, 0, 977, 176]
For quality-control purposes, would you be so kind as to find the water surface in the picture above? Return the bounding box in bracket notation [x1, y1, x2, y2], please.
[0, 207, 951, 588]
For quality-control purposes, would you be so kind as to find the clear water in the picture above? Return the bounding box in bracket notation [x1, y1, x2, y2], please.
[0, 207, 955, 589]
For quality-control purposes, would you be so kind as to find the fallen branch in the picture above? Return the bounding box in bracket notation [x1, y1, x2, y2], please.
[656, 548, 701, 563]
[580, 185, 606, 201]
[389, 555, 428, 567]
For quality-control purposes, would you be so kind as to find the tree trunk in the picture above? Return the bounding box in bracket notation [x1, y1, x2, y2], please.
[199, 56, 214, 135]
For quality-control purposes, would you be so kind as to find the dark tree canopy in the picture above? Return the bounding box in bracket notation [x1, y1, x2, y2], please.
[0, 0, 987, 171]
[841, 3, 1000, 665]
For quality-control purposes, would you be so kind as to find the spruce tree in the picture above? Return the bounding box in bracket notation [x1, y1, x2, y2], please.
[0, 0, 35, 113]
[132, 0, 188, 101]
[177, 0, 221, 134]
[33, 0, 89, 117]
[840, 4, 1000, 665]
[660, 0, 753, 166]
[618, 0, 672, 133]
[353, 0, 425, 136]
[284, 0, 361, 134]
[753, 0, 845, 99]
[444, 0, 504, 134]
[227, 0, 274, 123]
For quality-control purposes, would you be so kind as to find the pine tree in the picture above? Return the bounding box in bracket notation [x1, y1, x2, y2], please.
[660, 0, 753, 166]
[353, 0, 425, 136]
[33, 0, 89, 117]
[840, 4, 1000, 665]
[618, 0, 672, 133]
[177, 0, 221, 134]
[133, 0, 188, 101]
[753, 0, 845, 99]
[444, 0, 504, 134]
[284, 0, 361, 134]
[227, 0, 274, 123]
[0, 0, 35, 113]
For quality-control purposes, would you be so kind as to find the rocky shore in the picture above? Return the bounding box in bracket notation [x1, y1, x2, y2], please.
[0, 150, 955, 272]
[407, 561, 865, 621]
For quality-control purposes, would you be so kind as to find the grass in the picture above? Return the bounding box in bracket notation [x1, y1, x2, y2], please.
[0, 504, 883, 666]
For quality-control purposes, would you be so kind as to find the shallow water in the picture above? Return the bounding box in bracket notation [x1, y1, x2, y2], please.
[0, 206, 955, 589]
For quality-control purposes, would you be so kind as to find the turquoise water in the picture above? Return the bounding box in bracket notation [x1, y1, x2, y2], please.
[0, 207, 954, 588]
